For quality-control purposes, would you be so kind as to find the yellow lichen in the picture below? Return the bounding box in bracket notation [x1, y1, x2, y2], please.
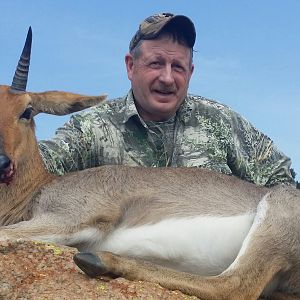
[44, 244, 63, 255]
[97, 283, 107, 291]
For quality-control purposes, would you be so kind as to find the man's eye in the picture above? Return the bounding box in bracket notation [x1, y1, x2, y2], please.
[173, 65, 185, 72]
[20, 106, 33, 120]
[149, 61, 161, 68]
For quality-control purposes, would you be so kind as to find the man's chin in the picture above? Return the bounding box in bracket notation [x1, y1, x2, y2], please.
[151, 103, 178, 120]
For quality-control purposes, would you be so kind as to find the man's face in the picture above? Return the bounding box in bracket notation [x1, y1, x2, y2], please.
[125, 35, 194, 121]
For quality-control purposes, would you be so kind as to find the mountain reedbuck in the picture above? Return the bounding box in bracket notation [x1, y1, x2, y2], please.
[0, 28, 299, 300]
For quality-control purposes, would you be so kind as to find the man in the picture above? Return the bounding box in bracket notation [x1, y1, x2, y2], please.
[39, 12, 295, 187]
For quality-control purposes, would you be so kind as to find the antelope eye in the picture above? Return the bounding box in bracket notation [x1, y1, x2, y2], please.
[20, 105, 34, 120]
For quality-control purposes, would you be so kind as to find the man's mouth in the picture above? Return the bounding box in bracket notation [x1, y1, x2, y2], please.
[153, 89, 175, 96]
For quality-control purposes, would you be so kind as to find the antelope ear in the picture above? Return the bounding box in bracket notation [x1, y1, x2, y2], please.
[28, 91, 107, 116]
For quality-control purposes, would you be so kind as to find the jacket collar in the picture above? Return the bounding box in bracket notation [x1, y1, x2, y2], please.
[122, 89, 192, 125]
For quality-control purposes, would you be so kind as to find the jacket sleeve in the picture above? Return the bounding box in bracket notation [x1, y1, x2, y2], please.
[39, 112, 99, 175]
[227, 111, 295, 186]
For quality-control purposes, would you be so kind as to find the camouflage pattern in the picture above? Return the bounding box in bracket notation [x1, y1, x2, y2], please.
[129, 13, 196, 51]
[39, 90, 294, 187]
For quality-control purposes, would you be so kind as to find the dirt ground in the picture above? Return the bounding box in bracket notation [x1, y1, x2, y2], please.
[0, 240, 198, 300]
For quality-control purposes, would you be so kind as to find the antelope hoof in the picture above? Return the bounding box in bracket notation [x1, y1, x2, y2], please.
[74, 252, 108, 278]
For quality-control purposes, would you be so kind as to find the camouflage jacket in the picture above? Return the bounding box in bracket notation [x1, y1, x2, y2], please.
[39, 90, 294, 187]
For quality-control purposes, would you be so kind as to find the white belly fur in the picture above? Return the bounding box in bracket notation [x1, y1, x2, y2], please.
[100, 213, 255, 275]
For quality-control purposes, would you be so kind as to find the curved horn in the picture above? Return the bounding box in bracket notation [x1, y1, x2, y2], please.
[10, 27, 32, 92]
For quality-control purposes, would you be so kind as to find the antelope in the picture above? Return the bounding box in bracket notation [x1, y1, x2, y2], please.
[0, 28, 299, 300]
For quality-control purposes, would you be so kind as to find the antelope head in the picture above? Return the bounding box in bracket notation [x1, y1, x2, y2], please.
[0, 27, 106, 185]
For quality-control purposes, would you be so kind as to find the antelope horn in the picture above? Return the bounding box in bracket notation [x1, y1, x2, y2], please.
[10, 26, 32, 92]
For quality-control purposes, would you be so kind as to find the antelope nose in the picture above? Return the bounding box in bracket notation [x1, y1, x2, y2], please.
[0, 154, 11, 172]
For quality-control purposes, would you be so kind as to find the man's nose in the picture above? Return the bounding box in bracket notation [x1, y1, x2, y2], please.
[159, 65, 174, 85]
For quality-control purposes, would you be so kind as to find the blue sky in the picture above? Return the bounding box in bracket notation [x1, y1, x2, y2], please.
[0, 1, 299, 180]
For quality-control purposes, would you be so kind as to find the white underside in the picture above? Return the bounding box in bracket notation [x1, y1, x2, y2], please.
[37, 213, 256, 276]
[36, 213, 256, 276]
[100, 213, 255, 275]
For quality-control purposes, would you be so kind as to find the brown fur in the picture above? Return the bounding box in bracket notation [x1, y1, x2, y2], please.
[0, 84, 299, 299]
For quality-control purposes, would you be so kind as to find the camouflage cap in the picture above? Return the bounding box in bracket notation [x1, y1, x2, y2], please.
[129, 13, 196, 51]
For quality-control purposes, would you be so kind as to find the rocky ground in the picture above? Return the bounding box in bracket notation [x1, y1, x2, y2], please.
[0, 240, 198, 300]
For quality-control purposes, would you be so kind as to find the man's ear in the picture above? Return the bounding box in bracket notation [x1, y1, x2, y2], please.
[28, 91, 107, 116]
[189, 63, 195, 78]
[125, 53, 134, 81]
